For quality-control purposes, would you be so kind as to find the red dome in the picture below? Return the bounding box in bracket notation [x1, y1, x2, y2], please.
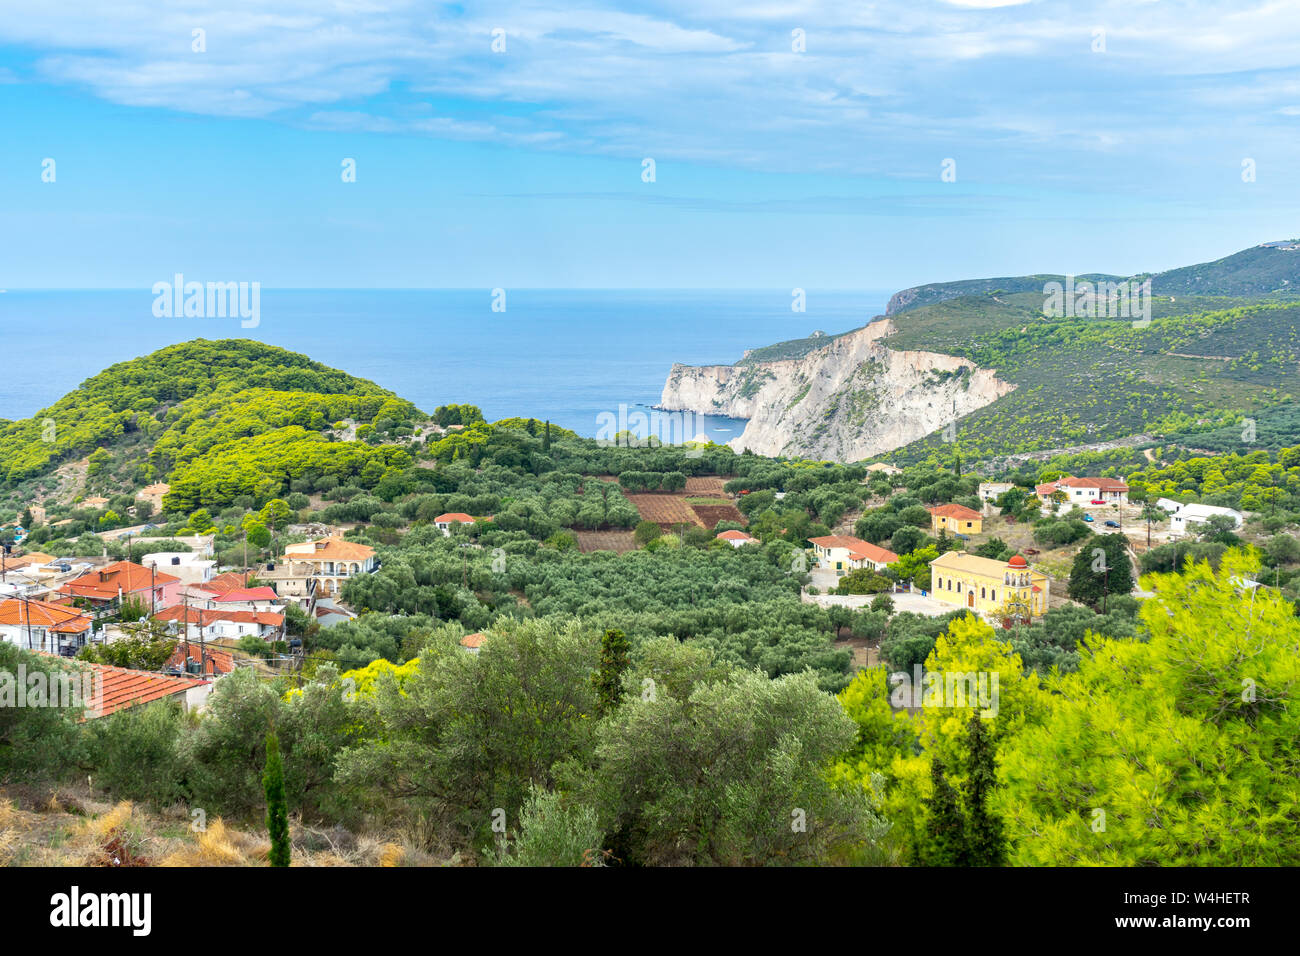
[1007, 554, 1028, 569]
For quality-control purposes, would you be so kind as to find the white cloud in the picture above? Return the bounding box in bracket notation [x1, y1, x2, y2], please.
[1, 0, 1299, 182]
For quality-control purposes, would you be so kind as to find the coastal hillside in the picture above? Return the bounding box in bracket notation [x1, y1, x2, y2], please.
[662, 242, 1300, 464]
[886, 240, 1300, 315]
[0, 339, 421, 513]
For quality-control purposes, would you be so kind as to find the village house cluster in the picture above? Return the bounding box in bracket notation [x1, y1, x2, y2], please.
[803, 471, 1250, 625]
[0, 532, 377, 719]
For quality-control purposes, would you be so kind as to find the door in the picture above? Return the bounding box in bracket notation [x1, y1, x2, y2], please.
[967, 591, 975, 608]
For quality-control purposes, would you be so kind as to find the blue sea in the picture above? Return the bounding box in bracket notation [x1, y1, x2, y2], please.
[0, 289, 890, 439]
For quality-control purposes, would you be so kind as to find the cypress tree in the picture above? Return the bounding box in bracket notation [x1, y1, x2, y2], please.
[263, 732, 290, 867]
[962, 712, 1007, 866]
[922, 757, 968, 866]
[593, 628, 631, 716]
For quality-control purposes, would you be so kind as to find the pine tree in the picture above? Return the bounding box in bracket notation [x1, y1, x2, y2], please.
[593, 628, 631, 716]
[542, 421, 551, 451]
[1067, 532, 1134, 610]
[962, 712, 1006, 866]
[263, 732, 290, 867]
[922, 757, 968, 866]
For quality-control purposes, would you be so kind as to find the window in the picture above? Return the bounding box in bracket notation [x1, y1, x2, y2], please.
[991, 589, 996, 602]
[981, 587, 986, 599]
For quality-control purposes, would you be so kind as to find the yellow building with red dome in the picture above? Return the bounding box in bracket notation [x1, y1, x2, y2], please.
[928, 551, 1050, 621]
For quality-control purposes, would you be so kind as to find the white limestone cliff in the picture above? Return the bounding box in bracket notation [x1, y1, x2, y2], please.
[658, 320, 1015, 462]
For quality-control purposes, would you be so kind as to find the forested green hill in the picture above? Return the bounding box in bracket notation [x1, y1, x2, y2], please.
[0, 339, 420, 509]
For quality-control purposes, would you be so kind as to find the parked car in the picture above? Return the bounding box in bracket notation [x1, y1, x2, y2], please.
[1083, 514, 1094, 522]
[1090, 498, 1107, 505]
[1104, 520, 1120, 528]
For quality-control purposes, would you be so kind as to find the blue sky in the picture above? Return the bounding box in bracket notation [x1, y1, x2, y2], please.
[2, 0, 1299, 289]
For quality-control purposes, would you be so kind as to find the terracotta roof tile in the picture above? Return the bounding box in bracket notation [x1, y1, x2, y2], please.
[929, 503, 982, 520]
[808, 536, 898, 564]
[204, 572, 252, 595]
[0, 598, 92, 632]
[213, 587, 279, 602]
[283, 537, 376, 561]
[59, 561, 179, 601]
[153, 607, 283, 628]
[166, 640, 236, 677]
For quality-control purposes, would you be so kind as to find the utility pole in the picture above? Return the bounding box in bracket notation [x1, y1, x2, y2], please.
[1102, 559, 1110, 615]
[22, 593, 33, 651]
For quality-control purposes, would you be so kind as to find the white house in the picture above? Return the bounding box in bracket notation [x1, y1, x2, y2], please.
[0, 598, 94, 655]
[153, 605, 286, 642]
[142, 552, 217, 586]
[1169, 503, 1244, 538]
[1036, 476, 1129, 508]
[1156, 497, 1183, 513]
[716, 530, 756, 548]
[281, 536, 377, 597]
[433, 512, 476, 536]
[978, 481, 1014, 502]
[808, 535, 899, 574]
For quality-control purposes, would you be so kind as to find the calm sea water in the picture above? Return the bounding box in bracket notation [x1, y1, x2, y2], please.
[0, 289, 890, 439]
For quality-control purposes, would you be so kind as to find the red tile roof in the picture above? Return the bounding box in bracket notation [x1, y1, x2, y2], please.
[435, 513, 475, 524]
[1058, 476, 1129, 492]
[716, 530, 754, 541]
[59, 561, 179, 602]
[213, 587, 280, 602]
[153, 606, 284, 628]
[283, 537, 376, 561]
[460, 632, 487, 648]
[204, 571, 252, 595]
[847, 542, 900, 564]
[808, 536, 899, 565]
[166, 640, 236, 677]
[0, 598, 92, 633]
[930, 503, 982, 520]
[79, 660, 207, 718]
